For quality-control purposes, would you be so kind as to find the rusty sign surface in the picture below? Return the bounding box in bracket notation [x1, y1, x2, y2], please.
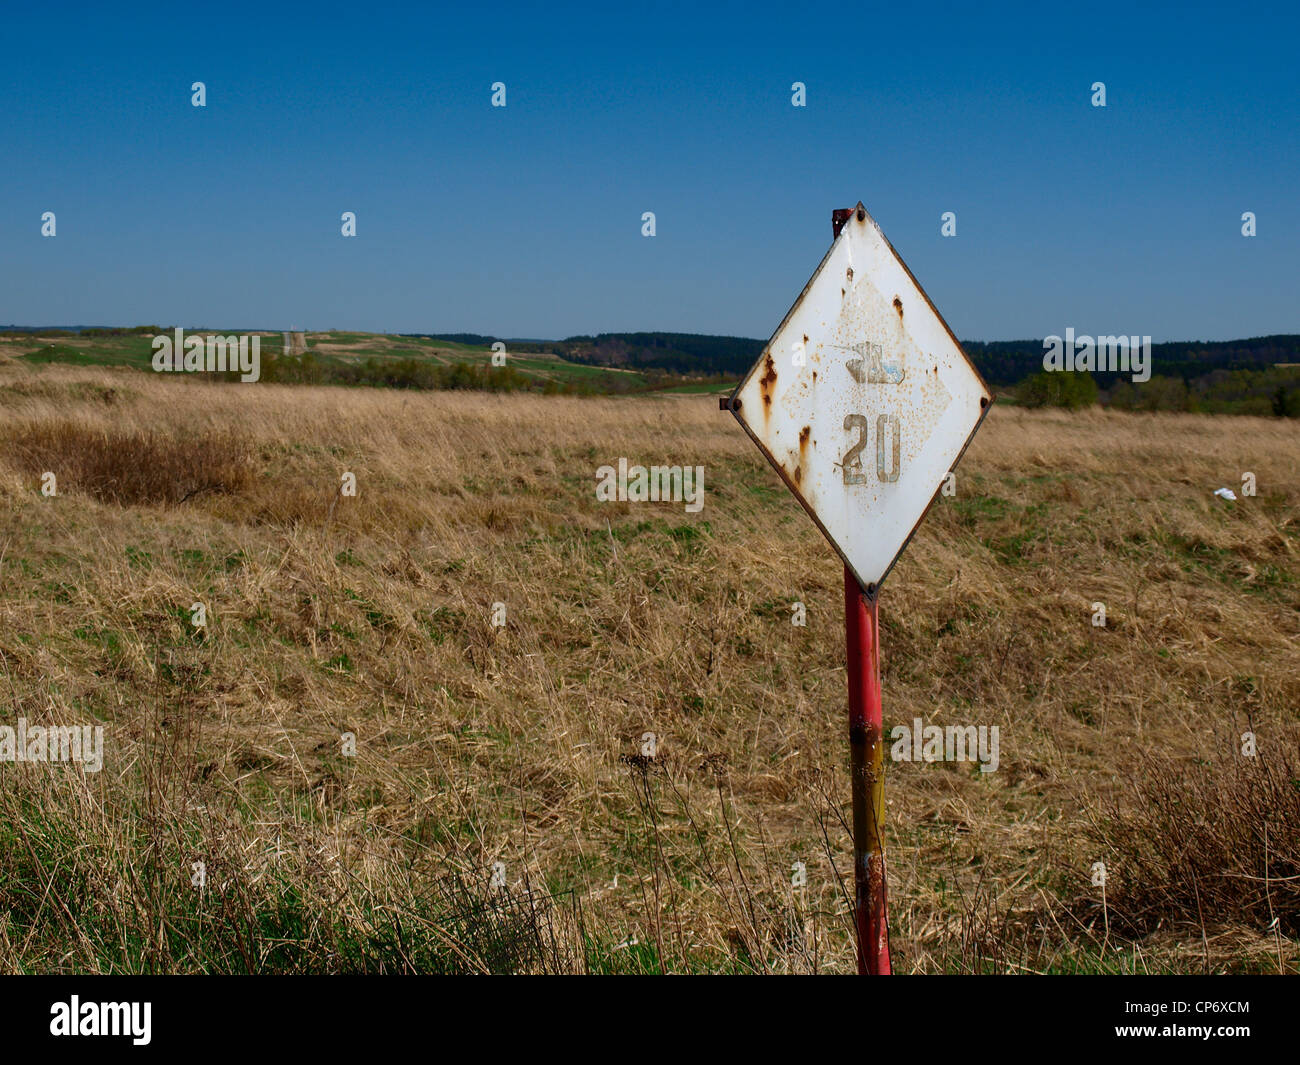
[727, 203, 992, 593]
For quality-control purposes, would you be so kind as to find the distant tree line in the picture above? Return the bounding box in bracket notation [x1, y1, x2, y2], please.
[259, 353, 559, 393]
[419, 332, 1300, 394]
[1016, 366, 1300, 416]
[0, 325, 163, 337]
[14, 325, 1300, 413]
[968, 335, 1300, 388]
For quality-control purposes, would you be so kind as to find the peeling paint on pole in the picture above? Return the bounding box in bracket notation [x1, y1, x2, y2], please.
[726, 204, 992, 974]
[727, 202, 991, 594]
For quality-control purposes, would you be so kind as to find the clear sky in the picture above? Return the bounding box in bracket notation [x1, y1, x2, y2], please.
[2, 0, 1296, 341]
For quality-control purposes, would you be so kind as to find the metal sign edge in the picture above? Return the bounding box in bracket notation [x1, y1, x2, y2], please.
[725, 202, 996, 596]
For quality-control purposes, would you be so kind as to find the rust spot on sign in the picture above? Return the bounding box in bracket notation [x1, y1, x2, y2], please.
[759, 353, 777, 410]
[846, 266, 854, 282]
[893, 296, 903, 318]
[793, 464, 802, 486]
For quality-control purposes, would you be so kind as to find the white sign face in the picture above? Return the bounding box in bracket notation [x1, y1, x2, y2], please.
[729, 203, 991, 593]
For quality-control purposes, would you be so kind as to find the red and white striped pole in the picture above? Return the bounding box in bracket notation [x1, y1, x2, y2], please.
[843, 569, 891, 974]
[833, 208, 891, 975]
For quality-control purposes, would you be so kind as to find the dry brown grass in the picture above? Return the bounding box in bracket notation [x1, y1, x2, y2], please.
[0, 362, 1297, 973]
[2, 420, 252, 505]
[1080, 744, 1300, 943]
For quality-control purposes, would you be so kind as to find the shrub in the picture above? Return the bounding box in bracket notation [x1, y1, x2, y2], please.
[1078, 743, 1300, 936]
[1, 421, 253, 505]
[1015, 371, 1098, 409]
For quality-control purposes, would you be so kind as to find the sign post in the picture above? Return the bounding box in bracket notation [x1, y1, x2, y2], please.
[844, 566, 889, 972]
[725, 204, 992, 974]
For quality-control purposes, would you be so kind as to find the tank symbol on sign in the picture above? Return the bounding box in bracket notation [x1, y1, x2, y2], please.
[841, 342, 906, 385]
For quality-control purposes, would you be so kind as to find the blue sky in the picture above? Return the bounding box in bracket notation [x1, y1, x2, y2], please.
[2, 1, 1296, 341]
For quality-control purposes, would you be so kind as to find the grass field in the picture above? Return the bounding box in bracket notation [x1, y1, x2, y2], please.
[0, 362, 1297, 973]
[0, 330, 688, 395]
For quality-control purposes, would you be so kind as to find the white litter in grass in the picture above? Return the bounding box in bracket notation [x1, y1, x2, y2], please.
[1214, 487, 1237, 501]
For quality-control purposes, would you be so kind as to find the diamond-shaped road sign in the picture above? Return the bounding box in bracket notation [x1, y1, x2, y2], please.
[727, 203, 992, 594]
